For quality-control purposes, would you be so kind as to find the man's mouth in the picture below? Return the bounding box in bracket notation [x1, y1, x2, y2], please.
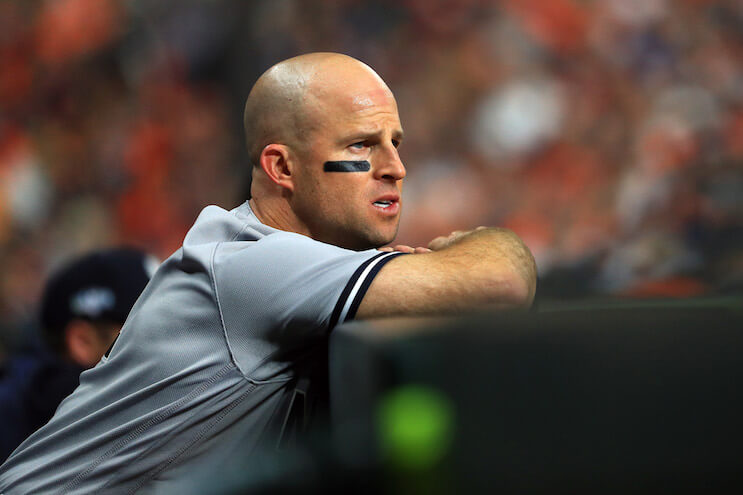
[373, 200, 394, 209]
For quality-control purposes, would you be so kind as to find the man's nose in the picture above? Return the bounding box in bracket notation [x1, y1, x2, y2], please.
[373, 145, 406, 181]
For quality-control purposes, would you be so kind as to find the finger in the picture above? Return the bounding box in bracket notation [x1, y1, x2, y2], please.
[394, 245, 416, 253]
[428, 236, 448, 250]
[378, 246, 394, 252]
[414, 247, 432, 254]
[475, 226, 488, 231]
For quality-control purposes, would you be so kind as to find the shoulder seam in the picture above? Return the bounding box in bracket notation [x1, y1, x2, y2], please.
[210, 242, 246, 377]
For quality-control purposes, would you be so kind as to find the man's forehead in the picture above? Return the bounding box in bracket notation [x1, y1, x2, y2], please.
[349, 88, 395, 109]
[304, 74, 401, 133]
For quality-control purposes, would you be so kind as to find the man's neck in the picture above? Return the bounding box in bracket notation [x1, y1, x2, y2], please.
[249, 196, 308, 236]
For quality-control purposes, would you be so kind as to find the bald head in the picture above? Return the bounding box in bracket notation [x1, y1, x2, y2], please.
[243, 53, 391, 167]
[245, 52, 405, 249]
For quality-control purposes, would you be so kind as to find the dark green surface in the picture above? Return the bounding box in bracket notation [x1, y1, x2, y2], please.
[330, 300, 743, 492]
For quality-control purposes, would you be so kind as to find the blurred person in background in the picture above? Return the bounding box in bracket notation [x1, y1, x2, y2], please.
[0, 247, 157, 462]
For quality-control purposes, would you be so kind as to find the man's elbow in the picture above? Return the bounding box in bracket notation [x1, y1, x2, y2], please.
[482, 236, 538, 309]
[507, 267, 537, 308]
[482, 267, 536, 309]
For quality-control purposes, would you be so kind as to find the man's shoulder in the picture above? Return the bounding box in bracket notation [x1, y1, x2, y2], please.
[184, 202, 273, 247]
[184, 203, 380, 277]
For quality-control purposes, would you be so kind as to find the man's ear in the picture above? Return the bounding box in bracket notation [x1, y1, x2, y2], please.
[259, 144, 295, 191]
[65, 320, 105, 368]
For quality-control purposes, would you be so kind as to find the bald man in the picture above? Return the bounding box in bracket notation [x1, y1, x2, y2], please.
[0, 53, 535, 493]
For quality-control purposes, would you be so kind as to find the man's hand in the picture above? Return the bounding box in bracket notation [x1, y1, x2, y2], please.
[428, 226, 488, 251]
[379, 227, 490, 254]
[378, 245, 432, 254]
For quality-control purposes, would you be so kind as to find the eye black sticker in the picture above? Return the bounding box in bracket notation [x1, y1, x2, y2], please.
[323, 160, 371, 172]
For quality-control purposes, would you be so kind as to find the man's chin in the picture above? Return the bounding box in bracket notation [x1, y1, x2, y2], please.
[367, 232, 399, 251]
[344, 234, 396, 252]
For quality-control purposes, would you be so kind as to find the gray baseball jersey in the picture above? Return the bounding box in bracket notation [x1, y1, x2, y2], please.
[0, 201, 402, 494]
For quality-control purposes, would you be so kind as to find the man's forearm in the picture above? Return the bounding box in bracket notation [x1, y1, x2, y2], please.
[431, 227, 537, 307]
[357, 227, 537, 319]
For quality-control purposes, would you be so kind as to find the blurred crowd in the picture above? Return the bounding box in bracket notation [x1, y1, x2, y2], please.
[1, 0, 742, 351]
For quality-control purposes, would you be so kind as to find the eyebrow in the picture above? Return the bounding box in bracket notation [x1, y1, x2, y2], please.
[342, 128, 405, 143]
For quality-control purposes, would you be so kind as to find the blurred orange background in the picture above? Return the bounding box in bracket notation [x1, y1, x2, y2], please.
[1, 0, 742, 349]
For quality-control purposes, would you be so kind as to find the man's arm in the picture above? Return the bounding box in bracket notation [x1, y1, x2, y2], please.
[356, 227, 537, 318]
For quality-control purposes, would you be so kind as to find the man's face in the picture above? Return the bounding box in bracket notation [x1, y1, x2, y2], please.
[290, 83, 406, 250]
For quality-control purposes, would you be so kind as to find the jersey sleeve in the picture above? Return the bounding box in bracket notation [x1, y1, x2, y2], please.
[212, 232, 403, 346]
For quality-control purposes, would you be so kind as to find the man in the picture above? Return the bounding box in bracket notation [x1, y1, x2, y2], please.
[0, 247, 156, 462]
[0, 52, 536, 493]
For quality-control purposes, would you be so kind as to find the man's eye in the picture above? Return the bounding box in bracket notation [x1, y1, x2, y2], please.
[392, 139, 400, 148]
[350, 142, 365, 149]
